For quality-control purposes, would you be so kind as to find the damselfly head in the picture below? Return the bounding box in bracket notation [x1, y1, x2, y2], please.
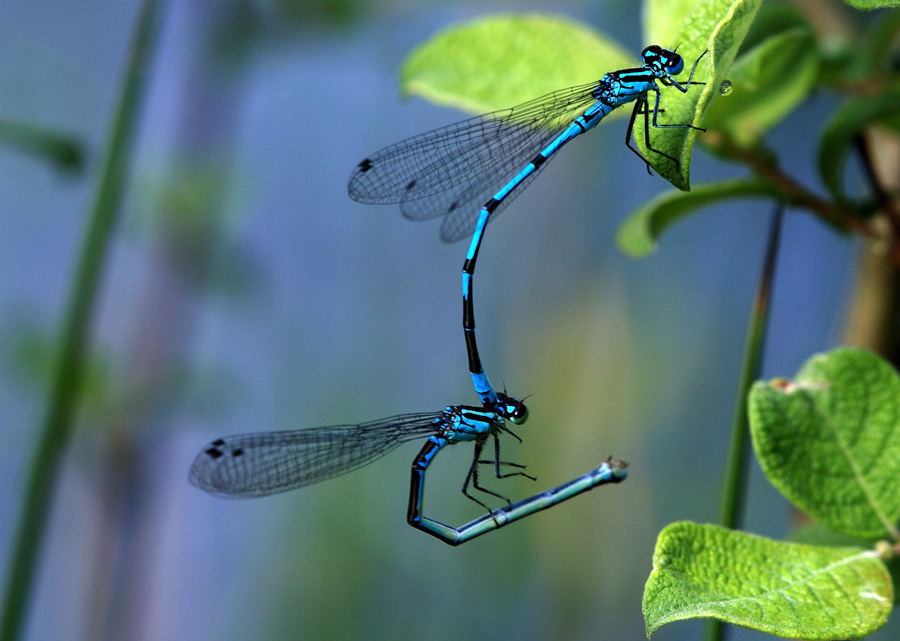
[642, 45, 684, 77]
[496, 393, 529, 425]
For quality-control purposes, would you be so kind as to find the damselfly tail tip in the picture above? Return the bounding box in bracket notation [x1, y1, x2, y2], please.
[607, 458, 629, 482]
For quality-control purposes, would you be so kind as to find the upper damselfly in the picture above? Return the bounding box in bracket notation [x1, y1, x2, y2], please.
[190, 392, 627, 545]
[349, 46, 708, 409]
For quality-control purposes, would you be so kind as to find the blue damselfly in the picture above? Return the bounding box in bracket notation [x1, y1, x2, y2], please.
[349, 46, 707, 408]
[190, 393, 627, 545]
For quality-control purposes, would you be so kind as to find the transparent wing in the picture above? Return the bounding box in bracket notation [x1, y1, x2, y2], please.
[348, 82, 601, 240]
[431, 142, 563, 242]
[189, 412, 443, 498]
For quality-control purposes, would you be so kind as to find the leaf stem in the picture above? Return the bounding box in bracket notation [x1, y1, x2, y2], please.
[705, 132, 870, 236]
[0, 3, 162, 640]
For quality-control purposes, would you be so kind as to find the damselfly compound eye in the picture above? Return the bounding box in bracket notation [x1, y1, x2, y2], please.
[509, 403, 529, 425]
[666, 53, 684, 75]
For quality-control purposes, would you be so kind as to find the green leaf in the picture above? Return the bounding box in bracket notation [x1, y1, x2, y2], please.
[615, 177, 780, 256]
[817, 90, 900, 200]
[789, 523, 900, 604]
[738, 3, 816, 53]
[0, 118, 85, 173]
[789, 522, 873, 547]
[0, 325, 116, 416]
[400, 13, 633, 115]
[702, 27, 819, 147]
[845, 0, 900, 9]
[858, 10, 900, 74]
[643, 0, 700, 47]
[644, 522, 892, 639]
[633, 0, 765, 189]
[749, 348, 900, 539]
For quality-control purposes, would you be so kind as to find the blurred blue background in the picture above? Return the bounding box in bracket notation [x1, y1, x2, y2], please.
[1, 0, 890, 640]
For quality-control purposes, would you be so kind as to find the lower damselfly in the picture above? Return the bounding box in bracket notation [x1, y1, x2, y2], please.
[189, 392, 627, 545]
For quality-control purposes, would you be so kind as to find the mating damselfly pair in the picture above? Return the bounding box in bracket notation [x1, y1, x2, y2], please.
[190, 44, 707, 545]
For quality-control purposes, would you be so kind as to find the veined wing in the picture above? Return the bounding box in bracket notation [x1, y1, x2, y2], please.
[348, 81, 600, 210]
[189, 412, 443, 498]
[413, 134, 568, 242]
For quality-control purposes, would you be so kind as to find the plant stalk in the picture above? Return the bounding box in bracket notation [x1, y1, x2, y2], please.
[703, 204, 783, 641]
[0, 3, 162, 640]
